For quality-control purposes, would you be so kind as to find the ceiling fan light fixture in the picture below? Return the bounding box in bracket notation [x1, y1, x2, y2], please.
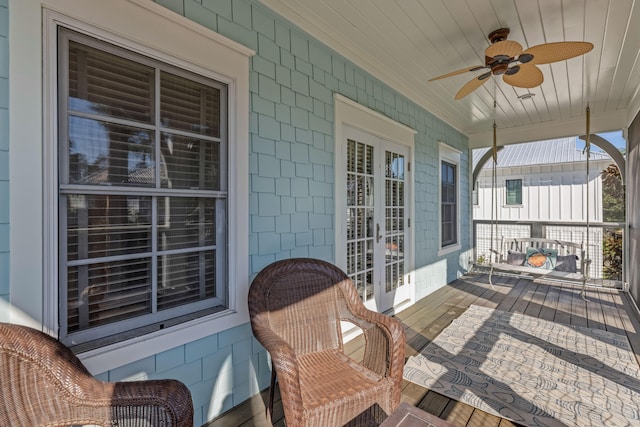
[505, 65, 520, 75]
[518, 53, 534, 64]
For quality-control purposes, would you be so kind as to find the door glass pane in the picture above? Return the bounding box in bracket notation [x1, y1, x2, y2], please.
[346, 138, 375, 302]
[385, 150, 406, 292]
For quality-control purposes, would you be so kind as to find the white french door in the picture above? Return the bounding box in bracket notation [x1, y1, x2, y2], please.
[343, 126, 412, 312]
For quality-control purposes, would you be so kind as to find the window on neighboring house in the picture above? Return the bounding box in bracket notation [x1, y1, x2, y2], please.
[506, 179, 522, 205]
[441, 161, 457, 247]
[57, 28, 229, 347]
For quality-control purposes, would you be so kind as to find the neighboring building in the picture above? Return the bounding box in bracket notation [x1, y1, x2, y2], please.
[2, 1, 471, 424]
[472, 137, 613, 278]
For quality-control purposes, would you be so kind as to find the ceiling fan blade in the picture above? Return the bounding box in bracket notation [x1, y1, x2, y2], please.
[429, 65, 487, 81]
[485, 40, 523, 59]
[455, 74, 491, 99]
[522, 41, 594, 65]
[503, 64, 544, 88]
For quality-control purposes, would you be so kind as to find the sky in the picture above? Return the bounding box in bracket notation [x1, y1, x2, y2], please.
[575, 130, 626, 153]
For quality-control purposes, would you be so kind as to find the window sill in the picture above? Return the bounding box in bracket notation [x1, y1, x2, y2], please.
[438, 243, 461, 257]
[77, 306, 248, 375]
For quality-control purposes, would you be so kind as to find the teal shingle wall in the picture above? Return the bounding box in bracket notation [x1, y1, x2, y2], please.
[112, 0, 471, 424]
[0, 0, 9, 319]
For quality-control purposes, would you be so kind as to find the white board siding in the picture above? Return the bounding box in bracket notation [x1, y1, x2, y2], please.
[473, 160, 610, 223]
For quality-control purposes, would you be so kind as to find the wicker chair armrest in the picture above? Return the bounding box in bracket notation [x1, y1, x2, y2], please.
[347, 309, 405, 379]
[111, 379, 194, 427]
[345, 308, 405, 411]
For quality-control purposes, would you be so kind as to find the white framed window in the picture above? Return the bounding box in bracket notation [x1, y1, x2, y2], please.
[57, 28, 233, 348]
[438, 142, 461, 255]
[9, 0, 252, 372]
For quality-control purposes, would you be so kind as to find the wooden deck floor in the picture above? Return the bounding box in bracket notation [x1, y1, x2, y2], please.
[206, 273, 640, 426]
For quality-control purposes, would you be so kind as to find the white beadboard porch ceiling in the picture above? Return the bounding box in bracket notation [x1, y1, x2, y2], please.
[256, 0, 640, 148]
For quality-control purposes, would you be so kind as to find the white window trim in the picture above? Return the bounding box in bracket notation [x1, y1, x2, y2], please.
[438, 142, 462, 256]
[10, 0, 253, 374]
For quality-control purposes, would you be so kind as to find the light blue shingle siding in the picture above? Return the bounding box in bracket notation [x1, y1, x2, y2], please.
[185, 0, 218, 31]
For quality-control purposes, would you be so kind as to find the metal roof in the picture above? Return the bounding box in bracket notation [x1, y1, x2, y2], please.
[472, 137, 611, 169]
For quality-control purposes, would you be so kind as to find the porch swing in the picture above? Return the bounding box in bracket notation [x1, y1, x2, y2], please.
[485, 104, 592, 297]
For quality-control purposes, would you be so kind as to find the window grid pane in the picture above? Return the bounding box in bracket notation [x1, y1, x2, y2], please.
[158, 250, 216, 310]
[68, 40, 155, 123]
[158, 197, 215, 251]
[160, 71, 221, 137]
[67, 194, 151, 261]
[68, 117, 155, 186]
[67, 258, 152, 332]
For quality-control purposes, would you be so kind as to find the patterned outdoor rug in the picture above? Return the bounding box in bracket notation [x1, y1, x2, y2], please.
[403, 305, 640, 427]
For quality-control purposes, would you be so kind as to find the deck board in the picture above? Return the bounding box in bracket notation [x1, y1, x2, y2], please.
[584, 286, 606, 329]
[440, 399, 474, 426]
[206, 273, 640, 427]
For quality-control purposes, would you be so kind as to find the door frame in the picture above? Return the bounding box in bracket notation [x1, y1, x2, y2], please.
[334, 94, 416, 313]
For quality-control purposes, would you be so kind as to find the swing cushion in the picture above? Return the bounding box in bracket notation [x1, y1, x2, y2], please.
[525, 247, 557, 270]
[506, 250, 526, 266]
[555, 255, 578, 273]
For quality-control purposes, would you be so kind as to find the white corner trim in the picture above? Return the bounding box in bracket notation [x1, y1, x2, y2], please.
[127, 0, 255, 57]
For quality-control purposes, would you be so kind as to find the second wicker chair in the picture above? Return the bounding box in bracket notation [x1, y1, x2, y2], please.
[0, 322, 194, 427]
[248, 258, 406, 426]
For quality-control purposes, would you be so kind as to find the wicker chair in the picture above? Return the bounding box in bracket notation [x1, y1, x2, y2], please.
[0, 322, 194, 427]
[249, 258, 406, 426]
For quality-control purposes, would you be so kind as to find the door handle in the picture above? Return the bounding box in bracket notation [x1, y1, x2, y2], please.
[376, 223, 381, 243]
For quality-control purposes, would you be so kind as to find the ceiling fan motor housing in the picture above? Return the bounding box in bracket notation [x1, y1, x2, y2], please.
[488, 28, 510, 44]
